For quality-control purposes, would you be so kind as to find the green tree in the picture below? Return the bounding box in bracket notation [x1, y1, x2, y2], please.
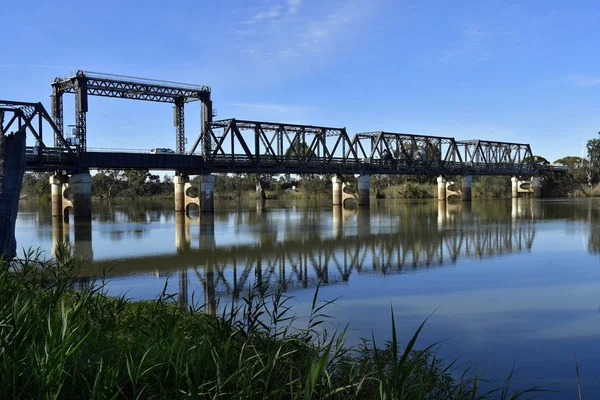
[284, 141, 314, 158]
[523, 155, 549, 165]
[123, 169, 152, 198]
[553, 156, 584, 169]
[91, 169, 124, 198]
[586, 132, 600, 186]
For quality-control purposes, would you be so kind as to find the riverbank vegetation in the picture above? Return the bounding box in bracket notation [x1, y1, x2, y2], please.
[0, 249, 544, 399]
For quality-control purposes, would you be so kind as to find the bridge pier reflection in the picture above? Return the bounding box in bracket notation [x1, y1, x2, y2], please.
[51, 216, 69, 257]
[72, 220, 93, 260]
[332, 206, 343, 238]
[175, 213, 191, 252]
[51, 217, 93, 261]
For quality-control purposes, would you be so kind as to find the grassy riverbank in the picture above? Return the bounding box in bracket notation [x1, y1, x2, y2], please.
[0, 249, 545, 399]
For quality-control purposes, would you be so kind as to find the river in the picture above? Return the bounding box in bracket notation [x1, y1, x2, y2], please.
[15, 198, 600, 398]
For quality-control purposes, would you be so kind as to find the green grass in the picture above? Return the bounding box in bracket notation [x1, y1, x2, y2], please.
[0, 247, 548, 399]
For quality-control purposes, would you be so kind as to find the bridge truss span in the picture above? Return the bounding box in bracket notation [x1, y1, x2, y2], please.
[456, 140, 536, 175]
[190, 118, 361, 174]
[349, 130, 542, 176]
[348, 131, 464, 175]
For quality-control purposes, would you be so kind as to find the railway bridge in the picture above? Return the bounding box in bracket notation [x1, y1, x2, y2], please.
[1, 71, 564, 219]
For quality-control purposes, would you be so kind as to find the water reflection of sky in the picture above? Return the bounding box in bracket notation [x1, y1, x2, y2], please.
[15, 198, 600, 398]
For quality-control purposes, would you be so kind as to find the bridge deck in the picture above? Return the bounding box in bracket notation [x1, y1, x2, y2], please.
[25, 148, 560, 176]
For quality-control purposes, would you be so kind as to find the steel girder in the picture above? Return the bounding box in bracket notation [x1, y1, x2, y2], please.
[52, 70, 210, 103]
[190, 118, 360, 173]
[348, 131, 464, 174]
[0, 100, 74, 154]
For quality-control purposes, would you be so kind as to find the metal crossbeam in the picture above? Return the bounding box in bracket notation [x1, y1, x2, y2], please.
[53, 70, 210, 103]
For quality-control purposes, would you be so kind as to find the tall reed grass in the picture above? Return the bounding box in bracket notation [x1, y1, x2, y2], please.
[0, 247, 547, 399]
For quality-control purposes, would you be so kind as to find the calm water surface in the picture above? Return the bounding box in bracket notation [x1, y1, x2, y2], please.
[15, 198, 600, 398]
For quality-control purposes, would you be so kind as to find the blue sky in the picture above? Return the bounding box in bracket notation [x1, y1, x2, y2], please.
[2, 0, 600, 162]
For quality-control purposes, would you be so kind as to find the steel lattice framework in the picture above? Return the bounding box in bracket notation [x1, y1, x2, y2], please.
[347, 130, 541, 175]
[51, 70, 212, 155]
[1, 99, 75, 152]
[189, 118, 360, 173]
[456, 140, 536, 175]
[348, 131, 464, 174]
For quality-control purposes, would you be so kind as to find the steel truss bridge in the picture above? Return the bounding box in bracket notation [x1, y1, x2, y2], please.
[1, 70, 563, 177]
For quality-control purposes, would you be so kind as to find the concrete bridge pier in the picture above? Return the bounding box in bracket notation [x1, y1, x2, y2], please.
[437, 176, 446, 201]
[532, 176, 541, 198]
[199, 174, 215, 213]
[70, 173, 92, 220]
[511, 176, 542, 198]
[50, 175, 67, 217]
[173, 175, 187, 213]
[357, 174, 370, 206]
[511, 177, 519, 198]
[50, 172, 91, 220]
[332, 175, 343, 206]
[462, 175, 472, 201]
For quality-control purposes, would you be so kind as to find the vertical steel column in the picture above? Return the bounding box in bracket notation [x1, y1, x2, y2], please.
[201, 98, 213, 157]
[174, 97, 185, 154]
[74, 76, 88, 154]
[51, 86, 64, 148]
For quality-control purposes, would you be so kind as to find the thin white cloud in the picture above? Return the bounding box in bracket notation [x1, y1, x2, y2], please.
[287, 0, 302, 15]
[248, 4, 284, 23]
[239, 0, 375, 62]
[568, 74, 600, 86]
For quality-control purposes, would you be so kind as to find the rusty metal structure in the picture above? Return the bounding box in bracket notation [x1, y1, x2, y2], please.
[50, 70, 212, 155]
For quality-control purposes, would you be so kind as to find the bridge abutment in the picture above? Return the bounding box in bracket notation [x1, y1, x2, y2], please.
[462, 175, 472, 201]
[357, 174, 370, 206]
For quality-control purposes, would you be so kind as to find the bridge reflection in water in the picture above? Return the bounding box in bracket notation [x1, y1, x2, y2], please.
[42, 199, 555, 312]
